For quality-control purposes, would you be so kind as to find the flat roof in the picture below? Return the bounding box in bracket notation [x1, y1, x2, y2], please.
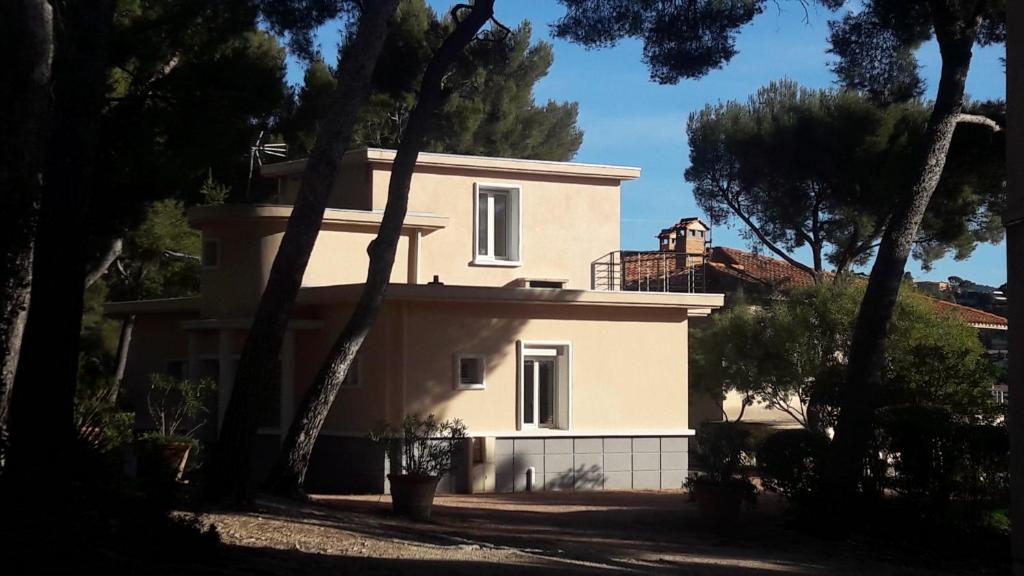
[260, 148, 642, 182]
[298, 283, 724, 311]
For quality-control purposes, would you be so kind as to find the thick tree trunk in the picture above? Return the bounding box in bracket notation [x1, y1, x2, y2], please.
[205, 0, 401, 504]
[828, 16, 977, 505]
[265, 0, 497, 498]
[6, 0, 116, 487]
[0, 0, 54, 445]
[1005, 3, 1023, 574]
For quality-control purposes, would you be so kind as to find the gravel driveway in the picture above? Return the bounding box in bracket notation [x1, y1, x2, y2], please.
[199, 491, 997, 575]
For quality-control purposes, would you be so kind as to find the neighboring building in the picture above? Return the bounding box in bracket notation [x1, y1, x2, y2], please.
[698, 246, 1010, 426]
[108, 149, 724, 494]
[950, 283, 1009, 318]
[917, 280, 951, 295]
[628, 219, 1010, 429]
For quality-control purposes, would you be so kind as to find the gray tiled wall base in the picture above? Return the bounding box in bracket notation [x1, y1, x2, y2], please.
[494, 436, 689, 492]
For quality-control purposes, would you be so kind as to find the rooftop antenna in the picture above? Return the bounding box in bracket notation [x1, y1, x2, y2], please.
[247, 130, 287, 199]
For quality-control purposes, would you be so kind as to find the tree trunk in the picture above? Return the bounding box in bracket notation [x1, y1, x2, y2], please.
[1004, 2, 1023, 573]
[265, 0, 498, 498]
[110, 314, 136, 402]
[6, 0, 116, 487]
[828, 16, 977, 506]
[0, 0, 54, 447]
[205, 0, 401, 504]
[84, 237, 123, 289]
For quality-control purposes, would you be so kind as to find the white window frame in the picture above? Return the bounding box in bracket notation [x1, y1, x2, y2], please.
[202, 238, 221, 269]
[473, 182, 522, 267]
[516, 340, 572, 431]
[454, 353, 487, 390]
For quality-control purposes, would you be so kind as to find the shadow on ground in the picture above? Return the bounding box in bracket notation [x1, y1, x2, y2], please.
[193, 490, 994, 575]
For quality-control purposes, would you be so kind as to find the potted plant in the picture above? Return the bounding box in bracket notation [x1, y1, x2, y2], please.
[685, 421, 756, 527]
[136, 373, 214, 482]
[370, 414, 468, 521]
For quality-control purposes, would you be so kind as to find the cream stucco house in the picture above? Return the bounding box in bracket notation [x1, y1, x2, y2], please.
[108, 149, 723, 493]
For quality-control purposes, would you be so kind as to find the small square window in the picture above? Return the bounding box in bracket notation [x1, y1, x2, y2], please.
[165, 359, 188, 380]
[455, 354, 486, 390]
[202, 239, 220, 268]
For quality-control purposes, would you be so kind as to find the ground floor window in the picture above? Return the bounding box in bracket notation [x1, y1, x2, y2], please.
[518, 342, 571, 430]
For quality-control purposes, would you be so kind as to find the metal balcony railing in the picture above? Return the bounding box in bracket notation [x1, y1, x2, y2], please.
[591, 250, 707, 293]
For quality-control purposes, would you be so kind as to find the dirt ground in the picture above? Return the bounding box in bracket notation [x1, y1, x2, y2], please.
[199, 491, 998, 575]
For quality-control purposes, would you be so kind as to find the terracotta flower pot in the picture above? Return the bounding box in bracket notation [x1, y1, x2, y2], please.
[137, 438, 193, 482]
[692, 480, 746, 527]
[388, 474, 441, 521]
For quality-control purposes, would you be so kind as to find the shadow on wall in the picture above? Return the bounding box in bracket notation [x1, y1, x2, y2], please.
[402, 304, 529, 422]
[545, 464, 606, 491]
[402, 294, 680, 423]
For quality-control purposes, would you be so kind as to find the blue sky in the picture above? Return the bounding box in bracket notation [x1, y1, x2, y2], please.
[287, 1, 1008, 287]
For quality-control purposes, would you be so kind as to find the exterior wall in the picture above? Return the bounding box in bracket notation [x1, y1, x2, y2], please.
[316, 299, 690, 435]
[275, 156, 372, 209]
[294, 434, 689, 494]
[369, 165, 621, 290]
[197, 218, 409, 317]
[121, 312, 197, 430]
[198, 217, 411, 318]
[492, 436, 688, 492]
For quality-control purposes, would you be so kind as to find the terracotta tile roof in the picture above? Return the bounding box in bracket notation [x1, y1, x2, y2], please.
[707, 246, 1007, 330]
[706, 246, 816, 290]
[658, 217, 710, 238]
[926, 297, 1009, 329]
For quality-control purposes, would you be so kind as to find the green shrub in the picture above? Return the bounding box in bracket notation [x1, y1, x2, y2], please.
[876, 404, 961, 504]
[370, 414, 468, 477]
[757, 428, 829, 502]
[956, 423, 1009, 502]
[691, 422, 753, 483]
[875, 404, 1008, 507]
[145, 373, 215, 439]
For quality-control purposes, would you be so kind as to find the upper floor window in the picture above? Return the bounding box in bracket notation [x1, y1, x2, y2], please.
[474, 183, 521, 265]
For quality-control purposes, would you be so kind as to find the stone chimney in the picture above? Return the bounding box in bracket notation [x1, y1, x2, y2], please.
[657, 218, 709, 265]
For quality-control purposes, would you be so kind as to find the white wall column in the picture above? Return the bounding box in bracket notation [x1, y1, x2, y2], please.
[408, 230, 421, 285]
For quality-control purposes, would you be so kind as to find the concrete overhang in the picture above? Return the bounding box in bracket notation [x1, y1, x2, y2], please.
[187, 204, 448, 234]
[298, 283, 725, 311]
[105, 296, 201, 317]
[260, 148, 642, 183]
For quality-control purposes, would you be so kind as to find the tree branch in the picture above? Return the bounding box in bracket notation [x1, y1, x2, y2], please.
[84, 237, 123, 289]
[163, 249, 199, 262]
[957, 113, 1003, 132]
[722, 194, 817, 279]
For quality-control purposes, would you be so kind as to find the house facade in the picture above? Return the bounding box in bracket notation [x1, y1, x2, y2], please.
[108, 149, 723, 494]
